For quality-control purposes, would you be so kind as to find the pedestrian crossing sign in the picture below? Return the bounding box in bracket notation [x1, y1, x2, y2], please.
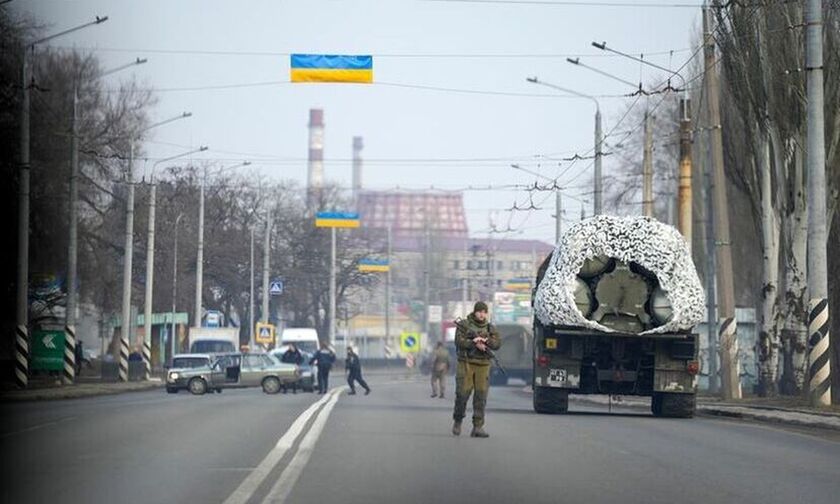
[400, 332, 420, 353]
[255, 322, 275, 345]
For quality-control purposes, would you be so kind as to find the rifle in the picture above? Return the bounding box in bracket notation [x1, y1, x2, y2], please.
[453, 318, 507, 376]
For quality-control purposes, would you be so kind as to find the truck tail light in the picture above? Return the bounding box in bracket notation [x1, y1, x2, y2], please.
[686, 361, 700, 375]
[537, 355, 550, 368]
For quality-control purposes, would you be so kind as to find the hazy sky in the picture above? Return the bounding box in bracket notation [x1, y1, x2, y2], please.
[18, 0, 701, 242]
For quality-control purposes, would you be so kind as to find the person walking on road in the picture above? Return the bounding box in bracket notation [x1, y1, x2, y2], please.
[452, 301, 500, 438]
[280, 343, 304, 394]
[310, 342, 336, 394]
[430, 341, 451, 399]
[345, 347, 371, 395]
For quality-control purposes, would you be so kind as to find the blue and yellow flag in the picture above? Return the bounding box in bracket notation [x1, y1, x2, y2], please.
[291, 54, 373, 83]
[315, 211, 361, 228]
[358, 259, 390, 273]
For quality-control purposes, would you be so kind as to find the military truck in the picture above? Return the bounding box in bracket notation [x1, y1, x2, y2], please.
[531, 216, 705, 418]
[489, 323, 533, 386]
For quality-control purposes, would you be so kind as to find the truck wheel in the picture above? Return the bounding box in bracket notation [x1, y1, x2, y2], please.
[533, 386, 569, 414]
[188, 377, 208, 395]
[262, 377, 281, 394]
[651, 392, 695, 418]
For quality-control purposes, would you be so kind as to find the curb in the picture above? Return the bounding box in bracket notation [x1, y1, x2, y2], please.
[519, 387, 840, 431]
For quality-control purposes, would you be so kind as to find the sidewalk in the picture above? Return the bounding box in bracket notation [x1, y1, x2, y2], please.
[0, 378, 164, 402]
[563, 392, 840, 431]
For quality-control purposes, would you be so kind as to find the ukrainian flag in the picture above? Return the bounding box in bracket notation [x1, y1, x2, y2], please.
[291, 54, 373, 83]
[315, 211, 361, 228]
[358, 259, 390, 273]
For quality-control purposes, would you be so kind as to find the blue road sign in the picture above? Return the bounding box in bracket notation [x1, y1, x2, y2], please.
[270, 280, 284, 296]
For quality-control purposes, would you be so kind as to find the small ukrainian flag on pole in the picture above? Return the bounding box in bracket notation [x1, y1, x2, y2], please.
[290, 54, 373, 83]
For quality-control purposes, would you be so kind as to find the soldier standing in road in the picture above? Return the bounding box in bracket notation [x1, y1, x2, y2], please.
[452, 301, 501, 438]
[310, 342, 336, 394]
[345, 347, 371, 395]
[430, 341, 451, 399]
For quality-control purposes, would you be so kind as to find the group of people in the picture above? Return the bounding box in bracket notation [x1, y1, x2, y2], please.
[277, 300, 499, 440]
[279, 342, 371, 396]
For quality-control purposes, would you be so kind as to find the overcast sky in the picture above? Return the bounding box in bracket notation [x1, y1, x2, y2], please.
[18, 0, 701, 242]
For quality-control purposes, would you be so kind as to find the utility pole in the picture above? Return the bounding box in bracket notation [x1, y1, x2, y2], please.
[171, 213, 183, 362]
[143, 179, 156, 381]
[594, 109, 603, 215]
[329, 227, 337, 344]
[704, 7, 740, 400]
[423, 216, 431, 336]
[262, 206, 271, 324]
[805, 0, 831, 406]
[15, 15, 109, 389]
[385, 225, 392, 351]
[249, 228, 255, 350]
[642, 111, 654, 217]
[119, 144, 135, 382]
[678, 98, 693, 249]
[702, 115, 719, 394]
[64, 87, 80, 385]
[194, 168, 205, 328]
[555, 191, 562, 242]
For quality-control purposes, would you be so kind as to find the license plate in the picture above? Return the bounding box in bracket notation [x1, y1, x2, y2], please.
[548, 368, 567, 384]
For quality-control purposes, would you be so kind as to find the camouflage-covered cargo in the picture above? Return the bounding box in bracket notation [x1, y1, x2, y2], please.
[532, 215, 702, 418]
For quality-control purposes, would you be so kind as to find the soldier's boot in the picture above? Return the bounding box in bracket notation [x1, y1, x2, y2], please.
[452, 421, 462, 436]
[470, 426, 489, 438]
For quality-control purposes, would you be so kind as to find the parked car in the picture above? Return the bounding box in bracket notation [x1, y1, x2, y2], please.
[166, 354, 215, 393]
[270, 346, 317, 392]
[166, 352, 299, 395]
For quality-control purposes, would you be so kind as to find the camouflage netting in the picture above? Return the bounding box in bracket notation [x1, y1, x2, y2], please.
[534, 215, 705, 334]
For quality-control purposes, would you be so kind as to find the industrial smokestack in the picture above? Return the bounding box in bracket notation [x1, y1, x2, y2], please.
[307, 109, 325, 202]
[352, 136, 363, 203]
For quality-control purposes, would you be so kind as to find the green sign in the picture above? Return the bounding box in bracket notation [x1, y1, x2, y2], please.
[32, 329, 65, 371]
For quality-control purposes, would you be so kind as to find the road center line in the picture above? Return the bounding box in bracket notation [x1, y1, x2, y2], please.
[222, 389, 339, 504]
[262, 388, 343, 504]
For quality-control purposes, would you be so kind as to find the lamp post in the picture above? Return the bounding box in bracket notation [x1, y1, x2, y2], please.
[526, 77, 603, 217]
[65, 57, 146, 384]
[118, 112, 192, 382]
[170, 212, 184, 363]
[15, 15, 108, 389]
[142, 146, 207, 380]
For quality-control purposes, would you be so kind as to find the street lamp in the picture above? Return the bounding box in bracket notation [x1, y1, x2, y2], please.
[170, 212, 185, 363]
[15, 15, 108, 389]
[118, 111, 192, 382]
[65, 57, 146, 384]
[143, 146, 208, 380]
[525, 76, 604, 219]
[195, 160, 251, 331]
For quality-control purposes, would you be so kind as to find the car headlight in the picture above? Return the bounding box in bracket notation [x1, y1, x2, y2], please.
[168, 371, 180, 381]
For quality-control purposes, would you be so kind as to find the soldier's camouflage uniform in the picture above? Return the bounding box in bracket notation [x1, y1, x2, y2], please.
[452, 313, 501, 429]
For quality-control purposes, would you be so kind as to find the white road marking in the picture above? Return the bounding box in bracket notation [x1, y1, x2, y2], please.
[222, 388, 340, 504]
[262, 388, 343, 503]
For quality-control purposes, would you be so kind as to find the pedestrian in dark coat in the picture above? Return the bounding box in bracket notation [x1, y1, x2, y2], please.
[345, 347, 370, 395]
[310, 343, 336, 394]
[280, 344, 304, 394]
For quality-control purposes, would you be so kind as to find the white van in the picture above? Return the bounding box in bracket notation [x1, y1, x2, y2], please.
[279, 328, 320, 354]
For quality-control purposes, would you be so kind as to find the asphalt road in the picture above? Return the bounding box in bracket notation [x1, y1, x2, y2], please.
[2, 373, 839, 504]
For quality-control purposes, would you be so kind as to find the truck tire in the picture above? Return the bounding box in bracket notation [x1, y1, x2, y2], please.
[651, 392, 695, 418]
[262, 376, 281, 394]
[533, 386, 569, 414]
[188, 377, 208, 395]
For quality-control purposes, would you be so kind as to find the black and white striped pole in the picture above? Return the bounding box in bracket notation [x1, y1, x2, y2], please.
[805, 0, 832, 406]
[142, 340, 152, 381]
